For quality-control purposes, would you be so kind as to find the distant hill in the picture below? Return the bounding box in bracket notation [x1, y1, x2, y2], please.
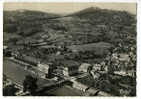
[71, 7, 101, 16]
[3, 10, 60, 36]
[71, 7, 136, 26]
[3, 8, 136, 52]
[68, 7, 136, 44]
[4, 10, 60, 22]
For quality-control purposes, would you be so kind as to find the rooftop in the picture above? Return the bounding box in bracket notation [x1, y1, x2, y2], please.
[18, 55, 40, 65]
[40, 45, 57, 49]
[59, 60, 80, 67]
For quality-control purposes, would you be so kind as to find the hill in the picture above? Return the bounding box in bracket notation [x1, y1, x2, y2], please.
[3, 8, 136, 57]
[4, 10, 60, 36]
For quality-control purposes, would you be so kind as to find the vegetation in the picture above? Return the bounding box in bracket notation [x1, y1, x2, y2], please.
[23, 75, 38, 95]
[3, 84, 19, 96]
[3, 8, 136, 47]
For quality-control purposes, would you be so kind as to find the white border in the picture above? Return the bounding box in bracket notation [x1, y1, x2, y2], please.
[3, 0, 139, 3]
[0, 0, 3, 97]
[5, 0, 140, 2]
[137, 1, 141, 99]
[0, 0, 140, 99]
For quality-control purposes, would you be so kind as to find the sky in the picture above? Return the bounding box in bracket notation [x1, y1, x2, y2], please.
[4, 3, 136, 15]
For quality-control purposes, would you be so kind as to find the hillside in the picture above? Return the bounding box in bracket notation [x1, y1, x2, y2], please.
[71, 7, 136, 25]
[4, 10, 60, 36]
[3, 8, 136, 56]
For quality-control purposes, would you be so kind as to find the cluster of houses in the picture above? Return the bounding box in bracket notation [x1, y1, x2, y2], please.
[7, 51, 112, 96]
[3, 41, 136, 96]
[4, 44, 105, 77]
[109, 49, 136, 78]
[4, 45, 136, 79]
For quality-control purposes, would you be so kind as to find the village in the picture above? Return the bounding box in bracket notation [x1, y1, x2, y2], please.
[3, 6, 136, 96]
[3, 37, 136, 96]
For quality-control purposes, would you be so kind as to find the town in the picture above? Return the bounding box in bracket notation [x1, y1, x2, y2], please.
[3, 6, 136, 96]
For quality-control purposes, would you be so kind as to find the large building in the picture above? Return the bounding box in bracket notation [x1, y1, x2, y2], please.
[13, 54, 54, 78]
[79, 63, 92, 73]
[58, 60, 80, 76]
[72, 75, 94, 91]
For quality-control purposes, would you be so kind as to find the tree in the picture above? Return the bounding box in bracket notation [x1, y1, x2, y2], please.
[3, 84, 19, 96]
[23, 75, 38, 95]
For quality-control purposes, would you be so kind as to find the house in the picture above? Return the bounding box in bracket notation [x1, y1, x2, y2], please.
[114, 70, 136, 77]
[127, 70, 136, 77]
[37, 63, 49, 74]
[72, 80, 88, 92]
[3, 45, 8, 50]
[39, 45, 59, 54]
[85, 88, 99, 96]
[79, 63, 92, 73]
[119, 53, 130, 62]
[3, 46, 12, 57]
[98, 91, 112, 96]
[90, 70, 101, 79]
[92, 63, 101, 71]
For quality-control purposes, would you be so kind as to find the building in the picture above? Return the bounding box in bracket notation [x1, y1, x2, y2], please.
[3, 47, 12, 57]
[14, 54, 39, 66]
[98, 91, 112, 96]
[114, 69, 136, 77]
[14, 54, 54, 78]
[79, 63, 91, 73]
[90, 70, 101, 79]
[92, 63, 101, 71]
[72, 80, 88, 92]
[37, 62, 52, 78]
[85, 88, 99, 96]
[39, 45, 59, 54]
[118, 53, 130, 62]
[37, 63, 49, 74]
[58, 60, 80, 76]
[3, 45, 8, 50]
[72, 75, 94, 92]
[127, 70, 136, 78]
